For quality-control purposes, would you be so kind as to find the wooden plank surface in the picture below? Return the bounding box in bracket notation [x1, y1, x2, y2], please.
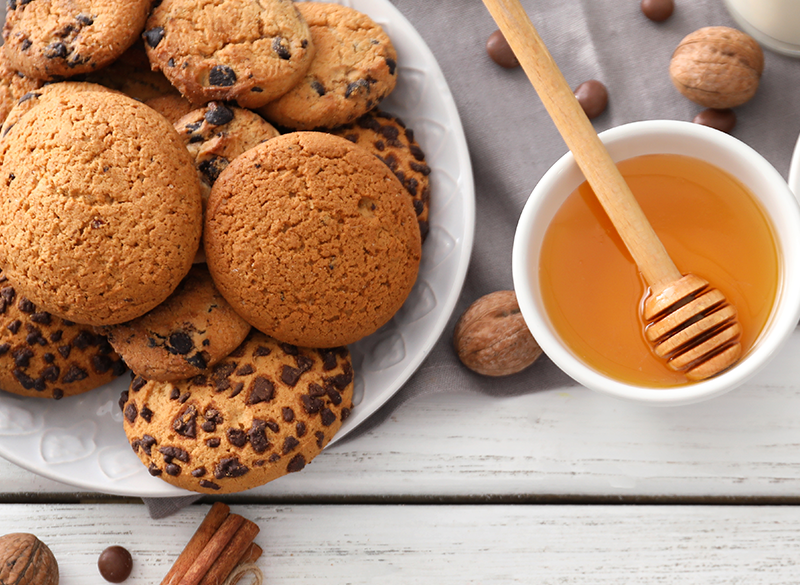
[1, 327, 800, 501]
[2, 503, 800, 584]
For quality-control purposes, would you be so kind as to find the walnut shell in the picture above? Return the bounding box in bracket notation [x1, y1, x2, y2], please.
[453, 290, 542, 376]
[0, 533, 59, 585]
[669, 26, 763, 109]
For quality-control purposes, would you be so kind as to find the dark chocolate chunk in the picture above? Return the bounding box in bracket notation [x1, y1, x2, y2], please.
[227, 428, 247, 447]
[251, 86, 263, 92]
[268, 454, 280, 463]
[73, 330, 98, 349]
[12, 347, 33, 368]
[168, 331, 193, 354]
[191, 467, 206, 477]
[21, 39, 31, 51]
[76, 13, 94, 26]
[52, 388, 63, 400]
[0, 343, 9, 356]
[206, 437, 221, 448]
[235, 364, 254, 376]
[247, 376, 274, 405]
[286, 454, 306, 473]
[413, 199, 425, 216]
[12, 370, 35, 390]
[308, 383, 326, 397]
[320, 408, 336, 426]
[198, 156, 229, 184]
[159, 445, 190, 463]
[315, 430, 325, 448]
[296, 421, 306, 437]
[139, 434, 157, 456]
[179, 392, 190, 403]
[124, 403, 137, 423]
[30, 312, 51, 325]
[186, 352, 208, 370]
[57, 344, 71, 359]
[49, 330, 63, 343]
[214, 457, 249, 479]
[143, 27, 165, 48]
[410, 161, 431, 175]
[204, 102, 234, 126]
[173, 405, 197, 438]
[248, 419, 269, 453]
[165, 463, 181, 476]
[148, 463, 162, 476]
[311, 80, 326, 96]
[167, 57, 175, 67]
[280, 343, 298, 356]
[92, 354, 113, 374]
[341, 407, 352, 421]
[17, 297, 34, 313]
[199, 480, 221, 490]
[140, 406, 153, 423]
[282, 435, 299, 455]
[45, 42, 69, 59]
[118, 390, 129, 412]
[282, 407, 295, 422]
[112, 359, 127, 377]
[253, 346, 272, 357]
[265, 420, 279, 433]
[345, 79, 370, 98]
[318, 349, 338, 371]
[301, 394, 323, 414]
[409, 144, 425, 161]
[0, 287, 15, 304]
[230, 381, 244, 398]
[326, 387, 342, 406]
[131, 376, 147, 392]
[272, 36, 291, 60]
[281, 365, 302, 387]
[41, 365, 59, 382]
[385, 57, 397, 75]
[62, 364, 88, 383]
[208, 65, 236, 86]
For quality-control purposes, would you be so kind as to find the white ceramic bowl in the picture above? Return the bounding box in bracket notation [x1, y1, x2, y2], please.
[512, 120, 800, 406]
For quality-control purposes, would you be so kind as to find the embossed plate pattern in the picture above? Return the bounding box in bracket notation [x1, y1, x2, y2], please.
[0, 0, 475, 496]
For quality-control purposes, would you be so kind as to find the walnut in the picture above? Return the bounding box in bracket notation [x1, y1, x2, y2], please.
[0, 533, 59, 585]
[453, 290, 542, 376]
[669, 26, 764, 109]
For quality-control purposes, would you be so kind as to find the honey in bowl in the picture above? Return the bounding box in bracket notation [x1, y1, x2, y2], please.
[538, 153, 778, 387]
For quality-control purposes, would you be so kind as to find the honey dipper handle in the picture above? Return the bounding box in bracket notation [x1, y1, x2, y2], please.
[482, 0, 682, 288]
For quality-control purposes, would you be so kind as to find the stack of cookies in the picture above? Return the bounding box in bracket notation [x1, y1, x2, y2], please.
[0, 0, 431, 494]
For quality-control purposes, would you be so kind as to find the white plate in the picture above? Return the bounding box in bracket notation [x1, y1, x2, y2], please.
[0, 0, 475, 497]
[790, 132, 800, 199]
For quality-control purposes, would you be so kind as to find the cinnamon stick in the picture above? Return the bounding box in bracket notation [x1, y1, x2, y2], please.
[238, 543, 262, 565]
[198, 519, 260, 585]
[178, 514, 246, 585]
[161, 502, 231, 585]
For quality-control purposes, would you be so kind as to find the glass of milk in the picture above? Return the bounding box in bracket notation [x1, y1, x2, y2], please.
[723, 0, 800, 57]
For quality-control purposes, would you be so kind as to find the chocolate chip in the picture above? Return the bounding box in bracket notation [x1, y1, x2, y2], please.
[124, 403, 137, 423]
[41, 365, 59, 382]
[214, 457, 249, 479]
[49, 330, 63, 343]
[272, 36, 291, 60]
[315, 431, 325, 448]
[57, 344, 71, 359]
[286, 454, 306, 473]
[204, 102, 234, 126]
[253, 346, 272, 357]
[374, 140, 385, 151]
[318, 349, 338, 371]
[199, 480, 220, 490]
[308, 383, 325, 397]
[280, 343, 298, 356]
[140, 406, 153, 423]
[227, 428, 247, 447]
[30, 312, 51, 324]
[92, 354, 113, 374]
[186, 352, 208, 370]
[63, 364, 88, 383]
[321, 408, 336, 426]
[0, 344, 10, 356]
[21, 39, 31, 51]
[405, 177, 419, 196]
[341, 407, 352, 421]
[143, 27, 165, 48]
[268, 454, 280, 463]
[45, 42, 69, 59]
[206, 438, 221, 448]
[486, 30, 519, 68]
[282, 436, 299, 455]
[296, 421, 306, 437]
[173, 405, 197, 438]
[326, 387, 342, 406]
[165, 463, 181, 476]
[693, 108, 736, 133]
[282, 407, 295, 422]
[12, 347, 33, 368]
[148, 463, 162, 476]
[131, 376, 147, 392]
[170, 387, 180, 400]
[641, 0, 674, 21]
[52, 388, 63, 400]
[385, 57, 397, 75]
[311, 80, 325, 96]
[179, 392, 190, 403]
[235, 364, 254, 376]
[191, 467, 206, 477]
[168, 58, 175, 67]
[208, 65, 236, 87]
[12, 370, 34, 390]
[345, 79, 370, 98]
[159, 445, 189, 463]
[413, 199, 425, 216]
[118, 391, 129, 413]
[247, 376, 274, 404]
[112, 359, 127, 377]
[409, 144, 425, 161]
[25, 329, 45, 346]
[251, 86, 263, 92]
[76, 14, 94, 26]
[249, 419, 269, 453]
[265, 420, 279, 433]
[17, 297, 34, 313]
[410, 161, 431, 175]
[230, 382, 244, 398]
[73, 330, 98, 349]
[281, 365, 303, 387]
[574, 80, 608, 120]
[301, 394, 323, 414]
[168, 331, 193, 354]
[198, 156, 229, 184]
[139, 435, 157, 456]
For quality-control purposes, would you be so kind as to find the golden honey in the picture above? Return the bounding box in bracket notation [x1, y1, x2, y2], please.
[538, 153, 779, 387]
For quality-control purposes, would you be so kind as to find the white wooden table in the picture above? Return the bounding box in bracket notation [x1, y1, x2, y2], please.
[3, 329, 800, 583]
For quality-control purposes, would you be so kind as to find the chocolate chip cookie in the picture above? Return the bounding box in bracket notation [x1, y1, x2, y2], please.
[0, 272, 127, 399]
[0, 51, 42, 125]
[204, 131, 421, 348]
[259, 2, 398, 130]
[3, 0, 152, 80]
[100, 265, 251, 382]
[121, 330, 354, 493]
[143, 0, 315, 108]
[331, 109, 431, 241]
[0, 91, 203, 326]
[175, 102, 280, 203]
[145, 94, 195, 124]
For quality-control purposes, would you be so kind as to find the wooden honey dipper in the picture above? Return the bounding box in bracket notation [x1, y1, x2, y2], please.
[483, 0, 742, 381]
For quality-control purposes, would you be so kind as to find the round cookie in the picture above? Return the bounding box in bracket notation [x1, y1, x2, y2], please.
[145, 94, 195, 124]
[0, 271, 127, 399]
[175, 102, 281, 202]
[2, 0, 152, 80]
[259, 3, 398, 130]
[121, 330, 354, 494]
[0, 51, 42, 126]
[331, 109, 431, 241]
[143, 0, 316, 108]
[100, 265, 251, 382]
[0, 81, 117, 139]
[0, 91, 203, 326]
[204, 132, 421, 348]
